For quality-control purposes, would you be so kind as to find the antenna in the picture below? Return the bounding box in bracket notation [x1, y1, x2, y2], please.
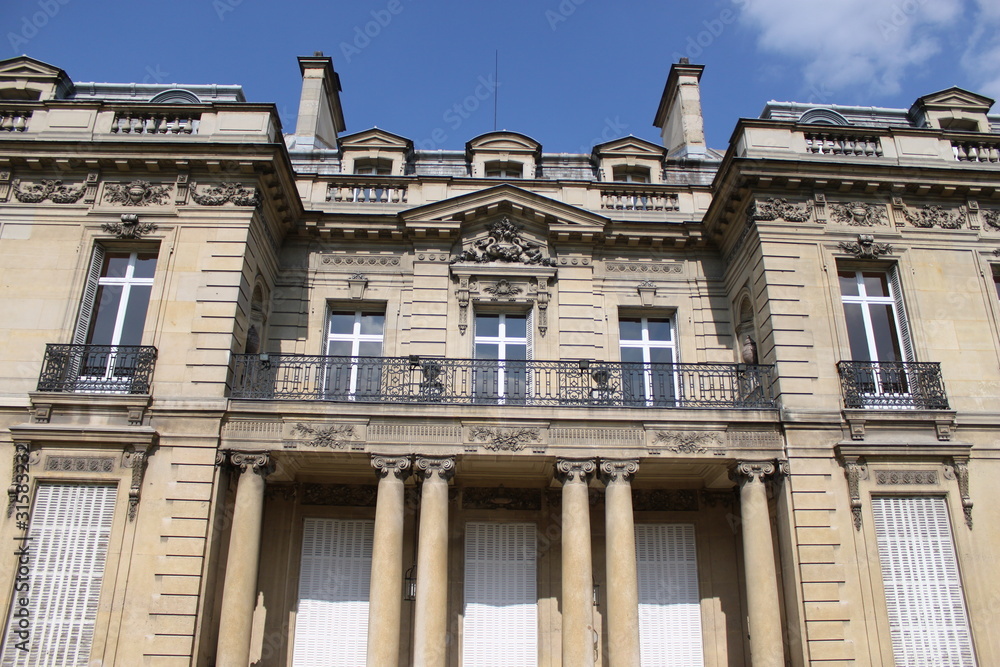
[493, 50, 498, 131]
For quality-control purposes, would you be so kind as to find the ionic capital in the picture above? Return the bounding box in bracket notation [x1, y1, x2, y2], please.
[415, 455, 456, 482]
[555, 458, 596, 485]
[729, 460, 777, 485]
[599, 458, 639, 485]
[228, 451, 273, 477]
[371, 454, 412, 480]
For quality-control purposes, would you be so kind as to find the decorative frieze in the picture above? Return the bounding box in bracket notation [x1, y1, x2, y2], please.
[652, 431, 725, 455]
[727, 429, 783, 449]
[12, 178, 85, 204]
[44, 456, 116, 472]
[469, 426, 541, 452]
[190, 182, 260, 207]
[902, 204, 966, 229]
[451, 217, 554, 266]
[104, 179, 173, 206]
[321, 254, 402, 268]
[300, 483, 377, 507]
[982, 208, 1000, 230]
[631, 488, 699, 511]
[549, 427, 643, 447]
[102, 214, 158, 239]
[750, 197, 812, 223]
[290, 423, 356, 449]
[223, 420, 283, 437]
[462, 486, 542, 510]
[830, 201, 889, 226]
[838, 234, 892, 260]
[368, 423, 462, 444]
[606, 262, 682, 274]
[875, 470, 937, 485]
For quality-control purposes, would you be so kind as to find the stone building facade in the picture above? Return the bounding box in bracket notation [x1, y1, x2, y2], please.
[0, 53, 998, 666]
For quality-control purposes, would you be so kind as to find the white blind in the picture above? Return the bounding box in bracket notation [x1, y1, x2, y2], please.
[636, 523, 704, 667]
[1, 483, 116, 666]
[463, 522, 537, 667]
[292, 518, 374, 667]
[871, 496, 976, 667]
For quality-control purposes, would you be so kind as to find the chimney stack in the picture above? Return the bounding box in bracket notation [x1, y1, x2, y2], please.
[652, 60, 707, 159]
[293, 52, 346, 151]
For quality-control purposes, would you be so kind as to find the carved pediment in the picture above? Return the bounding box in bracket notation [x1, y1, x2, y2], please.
[451, 216, 554, 266]
[913, 87, 994, 113]
[467, 131, 541, 155]
[593, 135, 666, 158]
[339, 127, 412, 151]
[0, 56, 66, 79]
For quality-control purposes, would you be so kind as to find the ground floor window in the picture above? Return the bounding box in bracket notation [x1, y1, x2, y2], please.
[871, 496, 976, 666]
[1, 483, 117, 666]
[292, 518, 373, 667]
[636, 523, 704, 667]
[463, 522, 537, 666]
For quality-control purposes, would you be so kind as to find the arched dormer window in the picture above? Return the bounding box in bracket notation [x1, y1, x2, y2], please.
[484, 160, 524, 179]
[798, 108, 850, 126]
[149, 89, 202, 104]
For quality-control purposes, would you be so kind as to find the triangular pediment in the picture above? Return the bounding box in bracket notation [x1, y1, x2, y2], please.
[467, 131, 541, 155]
[593, 135, 666, 158]
[399, 185, 607, 236]
[0, 56, 66, 79]
[339, 127, 412, 151]
[913, 87, 994, 113]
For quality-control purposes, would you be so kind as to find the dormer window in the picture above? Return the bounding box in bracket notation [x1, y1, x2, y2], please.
[484, 161, 523, 179]
[353, 158, 392, 175]
[611, 166, 651, 184]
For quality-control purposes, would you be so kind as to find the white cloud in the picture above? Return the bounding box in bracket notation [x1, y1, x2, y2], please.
[737, 0, 963, 98]
[963, 0, 1000, 102]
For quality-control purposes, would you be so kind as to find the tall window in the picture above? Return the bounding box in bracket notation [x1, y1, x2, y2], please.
[871, 497, 976, 666]
[463, 522, 537, 666]
[75, 247, 157, 388]
[1, 484, 117, 666]
[292, 518, 373, 667]
[636, 524, 704, 667]
[838, 268, 912, 398]
[324, 310, 384, 399]
[619, 316, 677, 406]
[473, 313, 529, 403]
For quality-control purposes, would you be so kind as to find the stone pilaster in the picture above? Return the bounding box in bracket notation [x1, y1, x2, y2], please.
[412, 456, 456, 667]
[731, 460, 785, 667]
[556, 458, 597, 667]
[599, 459, 640, 667]
[215, 451, 273, 667]
[367, 454, 411, 667]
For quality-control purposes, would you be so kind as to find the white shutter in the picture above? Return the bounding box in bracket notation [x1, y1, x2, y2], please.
[463, 522, 537, 667]
[292, 518, 373, 667]
[636, 523, 704, 667]
[1, 483, 116, 666]
[887, 267, 914, 362]
[871, 497, 976, 667]
[73, 245, 105, 345]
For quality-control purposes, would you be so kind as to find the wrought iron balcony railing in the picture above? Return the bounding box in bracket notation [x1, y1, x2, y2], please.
[37, 344, 157, 394]
[230, 354, 776, 409]
[837, 361, 948, 410]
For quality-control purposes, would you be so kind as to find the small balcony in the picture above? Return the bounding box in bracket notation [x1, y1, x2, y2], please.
[837, 361, 948, 410]
[37, 344, 157, 394]
[230, 355, 776, 409]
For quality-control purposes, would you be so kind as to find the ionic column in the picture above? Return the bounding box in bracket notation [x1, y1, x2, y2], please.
[412, 456, 456, 667]
[367, 454, 412, 667]
[731, 461, 784, 667]
[556, 458, 597, 667]
[215, 451, 272, 667]
[599, 459, 640, 667]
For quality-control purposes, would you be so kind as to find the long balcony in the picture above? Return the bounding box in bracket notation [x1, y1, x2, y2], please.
[230, 354, 776, 409]
[37, 344, 157, 394]
[837, 361, 948, 410]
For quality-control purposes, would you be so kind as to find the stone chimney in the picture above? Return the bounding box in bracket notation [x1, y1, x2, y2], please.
[293, 52, 346, 151]
[652, 59, 707, 159]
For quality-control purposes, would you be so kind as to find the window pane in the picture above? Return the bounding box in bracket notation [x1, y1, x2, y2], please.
[621, 347, 644, 364]
[329, 312, 356, 335]
[102, 252, 131, 278]
[327, 340, 352, 356]
[358, 341, 382, 357]
[649, 347, 674, 365]
[475, 343, 498, 360]
[619, 318, 642, 341]
[359, 313, 384, 336]
[119, 285, 151, 346]
[476, 314, 500, 338]
[862, 271, 890, 298]
[646, 318, 672, 342]
[87, 285, 123, 345]
[843, 303, 871, 360]
[870, 304, 902, 362]
[504, 315, 527, 339]
[506, 344, 527, 361]
[838, 271, 859, 297]
[133, 252, 158, 279]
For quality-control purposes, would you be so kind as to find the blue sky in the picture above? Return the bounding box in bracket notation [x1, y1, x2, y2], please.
[3, 0, 999, 153]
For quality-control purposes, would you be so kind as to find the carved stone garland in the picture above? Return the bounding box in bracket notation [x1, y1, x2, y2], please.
[291, 423, 355, 449]
[102, 214, 158, 239]
[902, 204, 966, 229]
[12, 178, 85, 203]
[451, 217, 555, 266]
[104, 180, 174, 206]
[469, 426, 541, 452]
[749, 197, 812, 223]
[830, 201, 889, 226]
[983, 209, 1000, 230]
[838, 234, 892, 260]
[190, 182, 260, 207]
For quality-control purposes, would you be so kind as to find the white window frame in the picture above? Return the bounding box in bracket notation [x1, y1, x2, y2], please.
[871, 496, 977, 666]
[484, 160, 524, 179]
[618, 315, 678, 406]
[473, 311, 531, 403]
[324, 309, 384, 399]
